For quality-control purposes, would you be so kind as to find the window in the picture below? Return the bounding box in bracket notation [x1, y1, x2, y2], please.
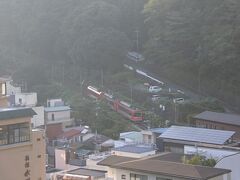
[130, 173, 148, 180]
[156, 177, 172, 180]
[121, 175, 126, 179]
[51, 113, 55, 121]
[0, 123, 30, 146]
[1, 83, 6, 95]
[19, 98, 22, 104]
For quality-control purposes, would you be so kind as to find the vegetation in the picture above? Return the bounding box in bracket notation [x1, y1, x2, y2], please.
[182, 155, 217, 167]
[143, 0, 240, 111]
[1, 0, 240, 136]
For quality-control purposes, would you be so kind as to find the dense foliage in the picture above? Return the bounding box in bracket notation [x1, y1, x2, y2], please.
[143, 0, 240, 110]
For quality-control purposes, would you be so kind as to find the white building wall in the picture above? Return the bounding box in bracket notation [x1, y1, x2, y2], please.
[6, 80, 21, 95]
[47, 99, 63, 107]
[15, 93, 37, 107]
[111, 150, 156, 158]
[184, 145, 239, 160]
[216, 153, 240, 180]
[46, 110, 71, 122]
[31, 106, 44, 128]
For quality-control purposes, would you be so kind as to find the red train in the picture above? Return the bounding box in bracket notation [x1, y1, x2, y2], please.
[86, 86, 144, 122]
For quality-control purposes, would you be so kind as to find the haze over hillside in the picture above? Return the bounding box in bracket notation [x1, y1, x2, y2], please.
[0, 0, 240, 109]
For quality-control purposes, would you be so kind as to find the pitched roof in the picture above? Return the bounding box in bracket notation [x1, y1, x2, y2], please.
[159, 126, 235, 145]
[97, 155, 137, 166]
[194, 111, 240, 126]
[0, 107, 36, 120]
[58, 129, 81, 139]
[66, 168, 106, 178]
[113, 144, 155, 154]
[98, 155, 231, 180]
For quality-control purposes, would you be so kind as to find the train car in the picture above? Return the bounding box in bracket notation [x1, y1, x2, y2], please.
[86, 86, 104, 100]
[116, 101, 144, 122]
[104, 94, 144, 121]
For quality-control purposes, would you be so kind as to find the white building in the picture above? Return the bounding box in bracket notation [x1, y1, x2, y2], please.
[14, 92, 37, 107]
[31, 106, 44, 128]
[44, 106, 73, 127]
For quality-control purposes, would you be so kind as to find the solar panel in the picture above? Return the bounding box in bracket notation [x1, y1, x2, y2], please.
[159, 126, 235, 145]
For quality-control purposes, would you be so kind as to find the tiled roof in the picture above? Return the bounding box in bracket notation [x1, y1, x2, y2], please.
[67, 168, 107, 178]
[0, 107, 36, 120]
[98, 155, 231, 180]
[194, 111, 240, 126]
[160, 126, 235, 145]
[58, 129, 81, 139]
[113, 144, 155, 154]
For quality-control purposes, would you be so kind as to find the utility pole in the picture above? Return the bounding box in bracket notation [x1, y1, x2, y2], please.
[135, 29, 139, 52]
[130, 85, 133, 105]
[101, 69, 104, 89]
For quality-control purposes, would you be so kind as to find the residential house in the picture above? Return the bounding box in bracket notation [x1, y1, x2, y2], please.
[112, 144, 156, 158]
[159, 126, 235, 154]
[45, 99, 73, 128]
[194, 111, 240, 140]
[98, 153, 231, 180]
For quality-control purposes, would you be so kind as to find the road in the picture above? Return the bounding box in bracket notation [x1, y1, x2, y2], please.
[124, 61, 203, 102]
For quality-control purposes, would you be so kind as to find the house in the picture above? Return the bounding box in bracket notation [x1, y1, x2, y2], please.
[159, 126, 235, 154]
[194, 111, 240, 140]
[111, 144, 156, 158]
[120, 131, 143, 143]
[0, 107, 46, 180]
[44, 103, 73, 128]
[98, 153, 231, 180]
[141, 128, 168, 146]
[50, 168, 107, 180]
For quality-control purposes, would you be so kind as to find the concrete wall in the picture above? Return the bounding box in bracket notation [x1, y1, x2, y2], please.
[46, 110, 71, 122]
[216, 153, 240, 180]
[15, 92, 37, 107]
[6, 80, 21, 95]
[31, 106, 44, 128]
[111, 150, 156, 158]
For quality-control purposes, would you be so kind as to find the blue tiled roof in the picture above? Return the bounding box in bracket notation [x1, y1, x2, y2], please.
[44, 106, 71, 112]
[113, 144, 155, 154]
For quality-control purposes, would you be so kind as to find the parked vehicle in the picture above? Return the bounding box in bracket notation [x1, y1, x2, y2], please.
[151, 95, 161, 102]
[149, 86, 162, 93]
[173, 98, 184, 104]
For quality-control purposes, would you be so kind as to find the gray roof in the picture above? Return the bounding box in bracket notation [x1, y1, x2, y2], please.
[150, 128, 168, 134]
[159, 126, 235, 145]
[113, 144, 155, 154]
[98, 155, 231, 180]
[44, 106, 71, 112]
[67, 168, 106, 177]
[194, 111, 240, 126]
[0, 107, 36, 120]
